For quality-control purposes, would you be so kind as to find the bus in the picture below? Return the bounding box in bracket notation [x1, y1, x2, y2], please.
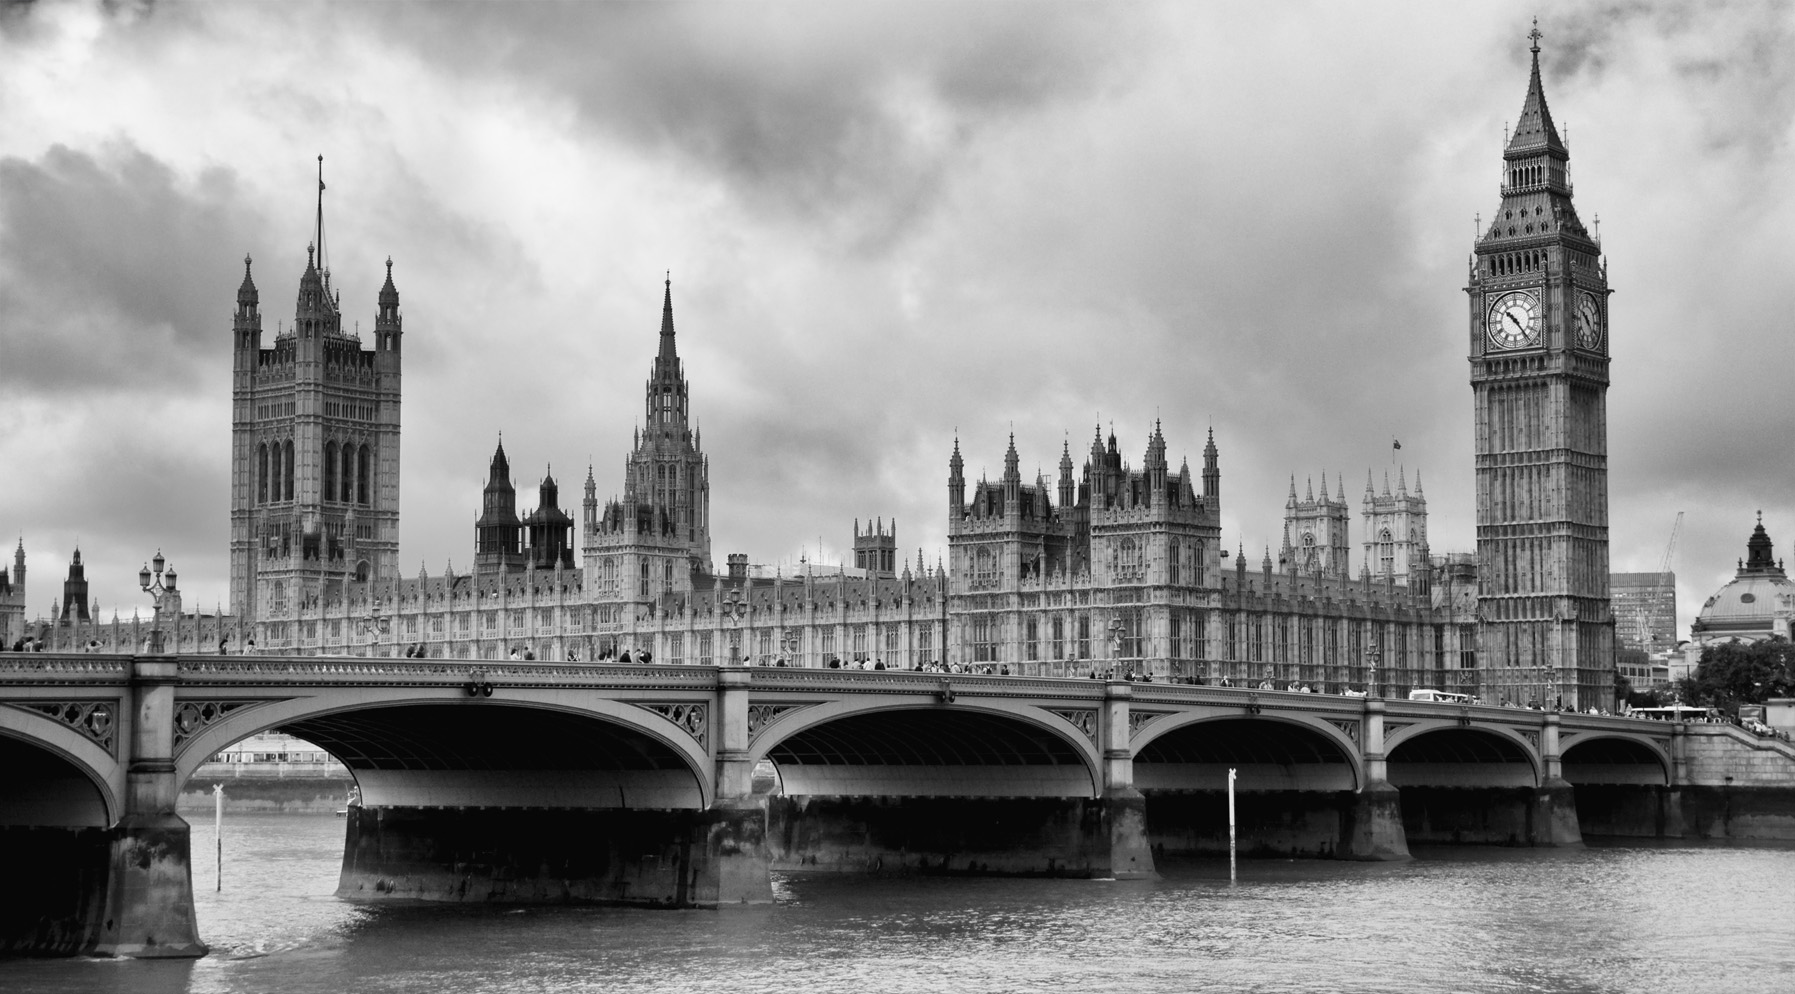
[1408, 689, 1474, 704]
[1627, 705, 1718, 722]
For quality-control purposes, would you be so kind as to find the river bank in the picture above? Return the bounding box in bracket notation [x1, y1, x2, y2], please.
[177, 776, 354, 815]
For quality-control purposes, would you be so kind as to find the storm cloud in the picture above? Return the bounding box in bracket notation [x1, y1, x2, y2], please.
[1, 0, 1789, 639]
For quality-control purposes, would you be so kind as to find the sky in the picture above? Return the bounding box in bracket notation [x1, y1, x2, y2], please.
[0, 0, 1789, 641]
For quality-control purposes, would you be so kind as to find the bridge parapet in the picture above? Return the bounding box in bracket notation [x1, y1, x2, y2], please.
[176, 657, 718, 688]
[0, 652, 132, 684]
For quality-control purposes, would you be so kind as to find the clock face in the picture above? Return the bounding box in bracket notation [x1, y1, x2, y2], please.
[1487, 290, 1541, 349]
[1574, 292, 1603, 350]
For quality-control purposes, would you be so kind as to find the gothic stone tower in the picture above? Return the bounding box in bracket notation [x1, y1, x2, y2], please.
[1467, 28, 1612, 708]
[230, 178, 402, 619]
[1283, 473, 1351, 578]
[854, 518, 898, 577]
[584, 279, 712, 605]
[1361, 468, 1428, 582]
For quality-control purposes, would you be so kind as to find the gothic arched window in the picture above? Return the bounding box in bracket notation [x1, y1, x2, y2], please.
[974, 548, 996, 590]
[340, 443, 354, 502]
[1114, 538, 1141, 582]
[1379, 529, 1395, 576]
[257, 443, 269, 504]
[283, 440, 295, 501]
[357, 445, 372, 505]
[323, 441, 339, 503]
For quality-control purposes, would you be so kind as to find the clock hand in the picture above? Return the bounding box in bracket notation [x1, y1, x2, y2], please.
[1504, 312, 1525, 333]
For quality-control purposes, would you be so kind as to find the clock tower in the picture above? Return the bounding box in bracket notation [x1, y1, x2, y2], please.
[1467, 25, 1613, 709]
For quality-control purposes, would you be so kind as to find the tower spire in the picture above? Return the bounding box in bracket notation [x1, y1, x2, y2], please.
[659, 271, 677, 364]
[1507, 20, 1565, 157]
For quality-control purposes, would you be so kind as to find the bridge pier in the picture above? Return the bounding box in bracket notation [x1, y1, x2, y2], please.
[93, 659, 207, 958]
[701, 669, 773, 904]
[1342, 699, 1410, 859]
[1100, 681, 1157, 879]
[1528, 714, 1582, 846]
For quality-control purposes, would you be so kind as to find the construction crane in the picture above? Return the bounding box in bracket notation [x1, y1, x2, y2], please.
[1638, 512, 1683, 652]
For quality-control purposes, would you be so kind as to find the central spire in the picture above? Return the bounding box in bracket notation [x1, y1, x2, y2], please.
[644, 274, 690, 432]
[658, 272, 678, 365]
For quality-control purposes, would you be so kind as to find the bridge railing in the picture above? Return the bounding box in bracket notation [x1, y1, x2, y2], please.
[175, 655, 723, 687]
[0, 652, 132, 683]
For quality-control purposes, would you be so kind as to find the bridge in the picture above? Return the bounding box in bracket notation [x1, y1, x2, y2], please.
[4, 654, 1794, 958]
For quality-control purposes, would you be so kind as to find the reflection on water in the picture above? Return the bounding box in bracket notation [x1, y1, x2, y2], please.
[5, 815, 1793, 994]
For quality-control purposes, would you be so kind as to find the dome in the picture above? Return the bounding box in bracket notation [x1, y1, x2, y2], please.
[1692, 518, 1794, 642]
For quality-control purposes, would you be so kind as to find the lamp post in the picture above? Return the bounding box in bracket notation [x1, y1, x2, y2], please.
[724, 589, 748, 665]
[358, 603, 390, 657]
[779, 627, 801, 668]
[138, 550, 178, 655]
[1108, 615, 1127, 676]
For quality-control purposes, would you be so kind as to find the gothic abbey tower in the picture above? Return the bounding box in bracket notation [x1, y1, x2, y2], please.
[1468, 29, 1613, 708]
[229, 173, 403, 620]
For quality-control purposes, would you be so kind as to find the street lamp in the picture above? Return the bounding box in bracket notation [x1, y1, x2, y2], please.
[1108, 615, 1127, 676]
[723, 588, 749, 665]
[779, 627, 801, 668]
[139, 550, 178, 655]
[358, 603, 390, 657]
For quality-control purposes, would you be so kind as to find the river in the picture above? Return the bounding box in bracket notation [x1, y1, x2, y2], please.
[5, 814, 1792, 993]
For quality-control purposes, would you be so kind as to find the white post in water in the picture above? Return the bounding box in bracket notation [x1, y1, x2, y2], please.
[212, 783, 224, 892]
[1227, 767, 1237, 882]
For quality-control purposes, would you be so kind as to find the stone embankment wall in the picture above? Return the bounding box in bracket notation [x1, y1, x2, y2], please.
[1682, 725, 1795, 786]
[176, 774, 355, 815]
[1579, 725, 1795, 841]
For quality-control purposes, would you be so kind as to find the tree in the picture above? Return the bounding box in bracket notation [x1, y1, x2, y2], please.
[1682, 638, 1795, 714]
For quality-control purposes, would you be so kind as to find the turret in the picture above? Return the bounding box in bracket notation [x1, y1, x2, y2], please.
[1058, 440, 1075, 509]
[1145, 421, 1168, 500]
[1002, 433, 1021, 506]
[234, 255, 261, 356]
[375, 257, 402, 355]
[948, 436, 965, 519]
[1201, 427, 1220, 504]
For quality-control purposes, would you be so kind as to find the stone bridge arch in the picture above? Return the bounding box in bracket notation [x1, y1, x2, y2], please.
[173, 689, 717, 809]
[0, 710, 120, 827]
[1559, 731, 1671, 786]
[748, 698, 1101, 798]
[1385, 720, 1541, 787]
[1128, 711, 1365, 792]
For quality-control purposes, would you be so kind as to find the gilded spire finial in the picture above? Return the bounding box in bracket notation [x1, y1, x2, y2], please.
[1529, 17, 1542, 55]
